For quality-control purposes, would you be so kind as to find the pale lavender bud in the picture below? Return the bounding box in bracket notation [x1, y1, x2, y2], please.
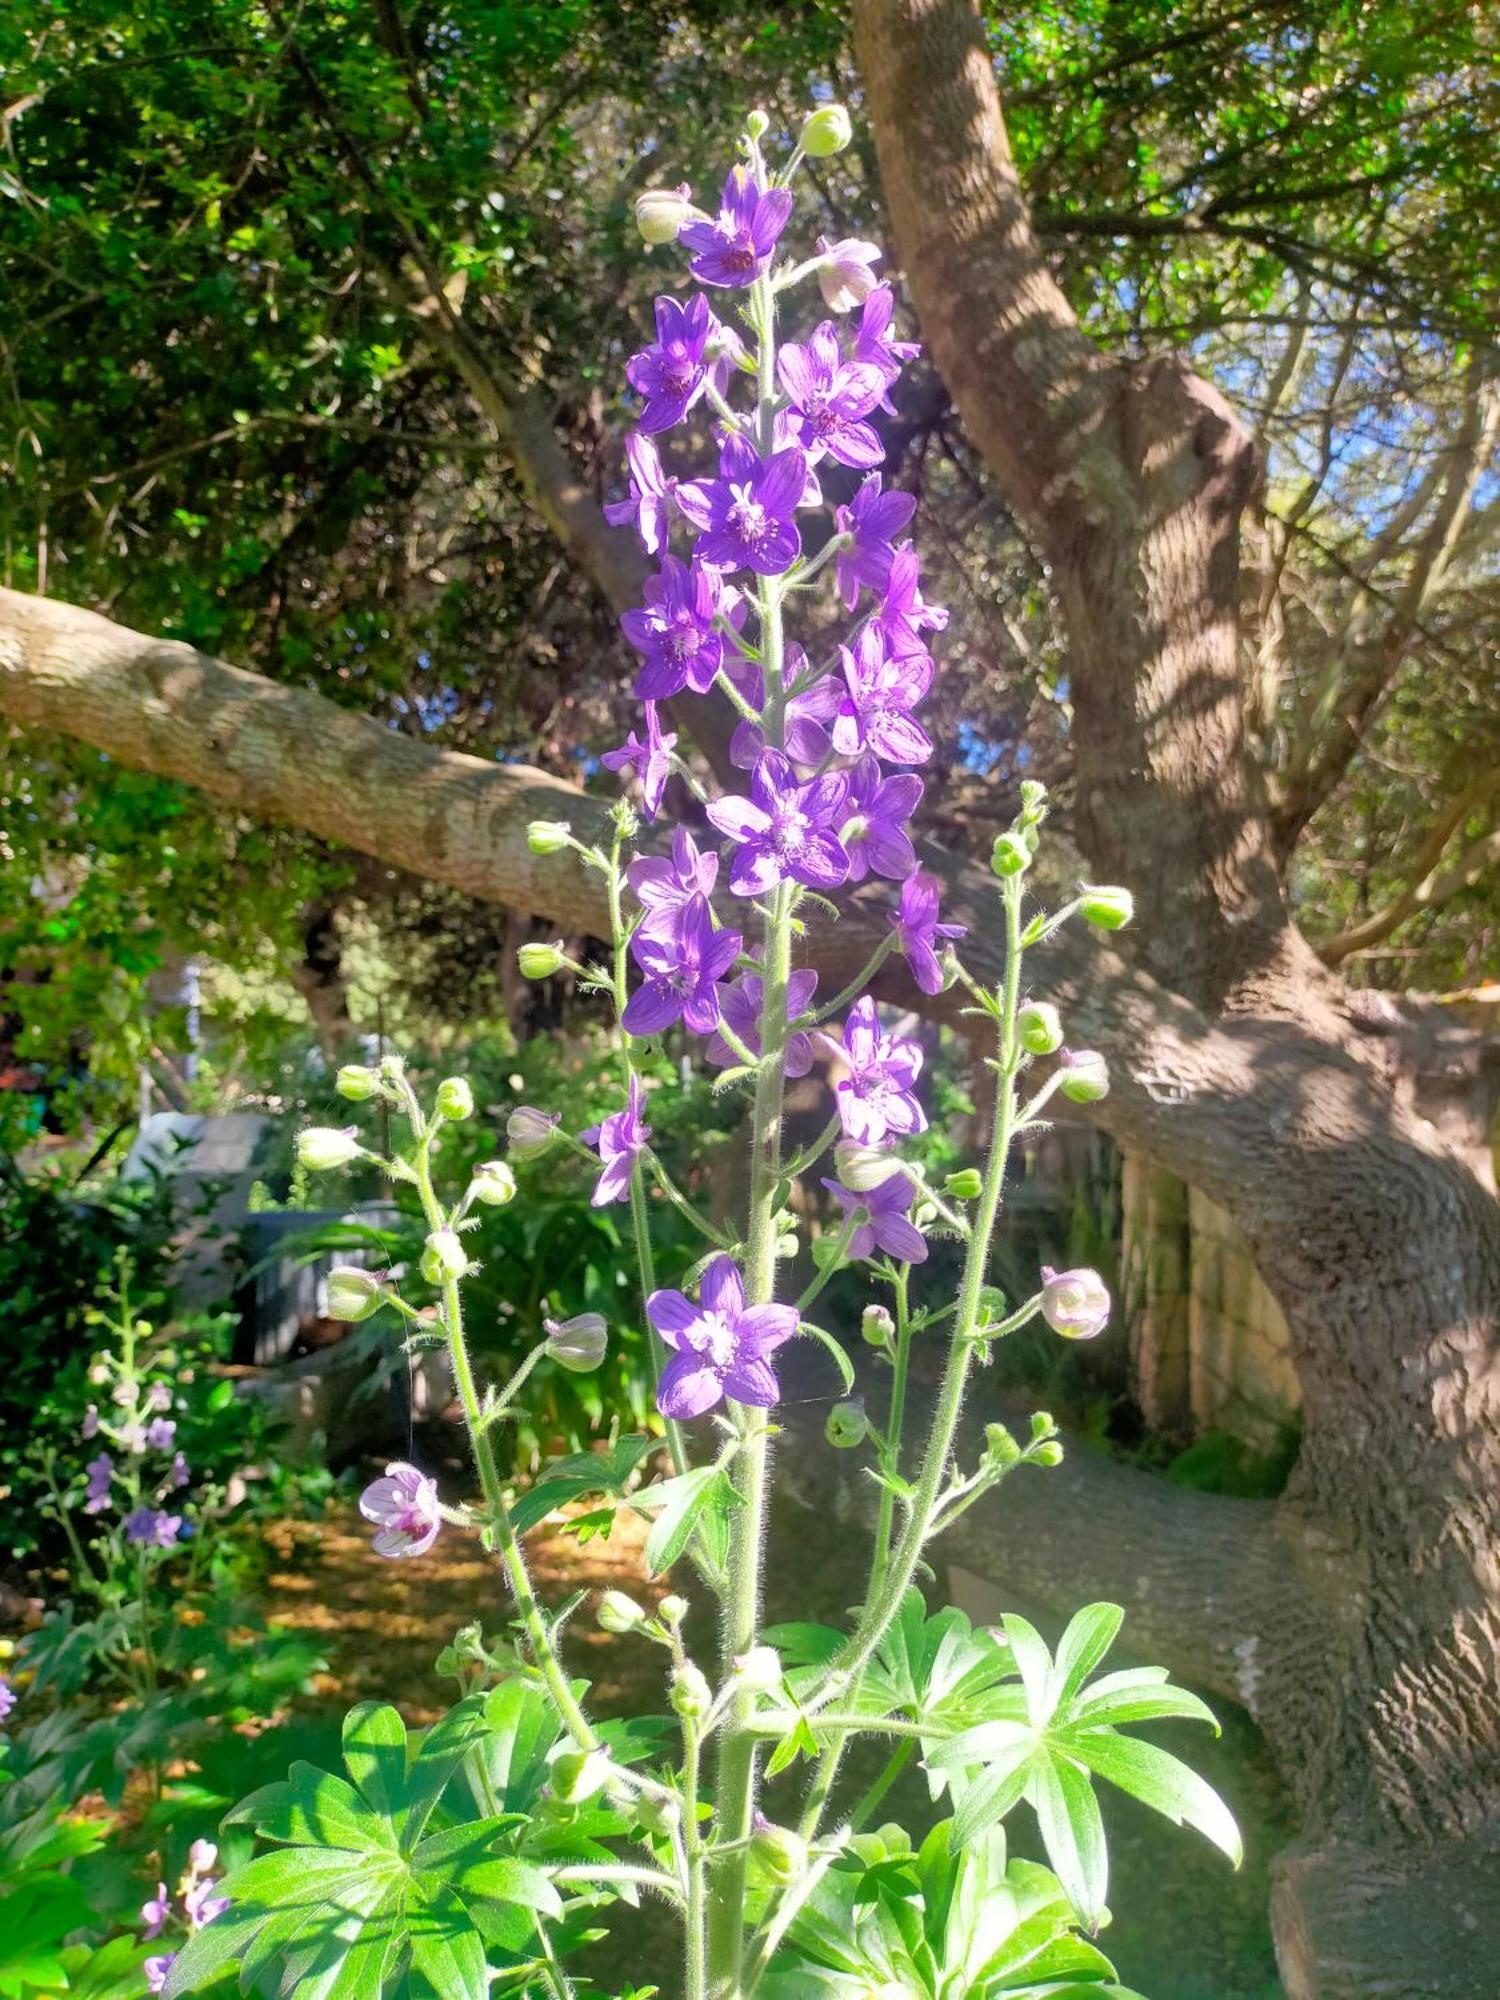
[544, 1313, 608, 1373]
[295, 1125, 362, 1171]
[833, 1142, 900, 1193]
[507, 1106, 560, 1161]
[634, 185, 696, 245]
[1058, 1048, 1110, 1104]
[470, 1160, 518, 1206]
[1040, 1265, 1111, 1340]
[816, 235, 881, 313]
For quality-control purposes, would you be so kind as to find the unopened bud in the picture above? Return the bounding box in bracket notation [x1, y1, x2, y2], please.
[507, 1106, 560, 1161]
[335, 1065, 380, 1102]
[518, 942, 565, 979]
[1019, 779, 1048, 820]
[833, 1142, 899, 1193]
[801, 103, 852, 156]
[545, 1313, 608, 1372]
[551, 1747, 608, 1803]
[435, 1076, 474, 1122]
[990, 831, 1030, 878]
[657, 1594, 688, 1627]
[825, 1400, 870, 1448]
[325, 1267, 384, 1323]
[527, 819, 572, 856]
[945, 1168, 983, 1200]
[669, 1662, 712, 1719]
[295, 1126, 362, 1172]
[861, 1304, 895, 1348]
[1032, 1440, 1065, 1467]
[1018, 1002, 1064, 1056]
[470, 1160, 517, 1207]
[734, 1645, 783, 1694]
[751, 1819, 808, 1885]
[1080, 884, 1134, 931]
[983, 1421, 1021, 1471]
[634, 185, 695, 245]
[1040, 1266, 1111, 1341]
[424, 1229, 470, 1281]
[598, 1589, 647, 1634]
[1058, 1049, 1110, 1104]
[745, 108, 770, 141]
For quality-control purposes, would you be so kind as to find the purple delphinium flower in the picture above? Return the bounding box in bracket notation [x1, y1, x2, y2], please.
[0, 1678, 16, 1724]
[184, 1877, 231, 1929]
[146, 1381, 173, 1412]
[705, 966, 819, 1075]
[626, 294, 713, 431]
[816, 235, 882, 314]
[1040, 1265, 1111, 1341]
[823, 1172, 929, 1264]
[168, 1451, 190, 1490]
[145, 1417, 176, 1452]
[647, 1254, 798, 1418]
[821, 996, 928, 1145]
[777, 322, 887, 468]
[725, 648, 839, 770]
[581, 1073, 652, 1206]
[84, 1452, 113, 1514]
[124, 1507, 183, 1549]
[833, 627, 934, 764]
[602, 701, 677, 819]
[359, 1462, 442, 1558]
[678, 434, 806, 576]
[835, 473, 916, 610]
[81, 1404, 99, 1440]
[145, 1955, 175, 1995]
[604, 433, 681, 556]
[707, 751, 851, 896]
[873, 542, 949, 656]
[839, 755, 922, 884]
[679, 166, 793, 289]
[890, 871, 966, 995]
[628, 828, 719, 937]
[622, 894, 742, 1036]
[141, 1885, 173, 1941]
[623, 555, 737, 699]
[851, 284, 921, 409]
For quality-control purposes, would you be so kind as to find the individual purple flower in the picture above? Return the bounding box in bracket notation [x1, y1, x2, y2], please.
[873, 542, 949, 656]
[184, 1877, 231, 1929]
[146, 1381, 173, 1413]
[707, 751, 851, 896]
[168, 1452, 190, 1490]
[725, 648, 839, 770]
[623, 555, 736, 699]
[816, 235, 882, 314]
[604, 433, 682, 556]
[141, 1884, 173, 1941]
[839, 755, 922, 884]
[145, 1417, 176, 1452]
[628, 828, 719, 938]
[145, 1955, 175, 1995]
[835, 473, 916, 610]
[647, 1254, 798, 1418]
[823, 1172, 929, 1264]
[581, 1073, 652, 1206]
[833, 627, 934, 765]
[777, 322, 887, 468]
[84, 1452, 113, 1515]
[359, 1462, 442, 1558]
[124, 1507, 183, 1549]
[81, 1404, 99, 1440]
[0, 1678, 15, 1724]
[820, 997, 928, 1145]
[625, 294, 713, 431]
[622, 894, 742, 1036]
[890, 871, 966, 995]
[602, 701, 677, 819]
[851, 284, 920, 409]
[705, 966, 819, 1075]
[679, 166, 793, 289]
[678, 433, 806, 576]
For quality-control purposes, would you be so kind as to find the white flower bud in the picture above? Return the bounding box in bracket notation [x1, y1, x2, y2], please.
[527, 819, 572, 856]
[507, 1107, 560, 1161]
[470, 1160, 518, 1207]
[861, 1304, 895, 1348]
[435, 1076, 474, 1122]
[669, 1662, 711, 1719]
[734, 1645, 783, 1694]
[545, 1313, 608, 1373]
[335, 1065, 380, 1102]
[550, 1746, 609, 1803]
[801, 103, 852, 156]
[518, 942, 565, 979]
[833, 1142, 899, 1193]
[1018, 1002, 1064, 1056]
[1040, 1265, 1110, 1340]
[657, 1594, 688, 1626]
[325, 1267, 384, 1323]
[1058, 1049, 1110, 1104]
[597, 1589, 648, 1633]
[295, 1126, 362, 1172]
[745, 108, 770, 140]
[634, 185, 695, 245]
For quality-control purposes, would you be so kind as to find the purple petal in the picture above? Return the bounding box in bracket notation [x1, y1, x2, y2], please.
[708, 796, 773, 843]
[722, 1356, 780, 1407]
[700, 1255, 745, 1319]
[647, 1290, 699, 1343]
[623, 983, 681, 1035]
[658, 1357, 725, 1420]
[736, 1303, 799, 1353]
[792, 831, 850, 890]
[874, 1214, 929, 1263]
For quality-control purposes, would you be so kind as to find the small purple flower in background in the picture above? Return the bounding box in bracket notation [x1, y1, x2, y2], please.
[188, 1840, 218, 1875]
[835, 473, 916, 610]
[111, 1381, 137, 1408]
[146, 1381, 173, 1413]
[824, 1172, 929, 1264]
[168, 1452, 190, 1490]
[705, 966, 819, 1075]
[726, 648, 838, 770]
[816, 235, 882, 314]
[890, 871, 966, 995]
[850, 284, 920, 408]
[707, 750, 851, 896]
[184, 1877, 231, 1929]
[125, 1507, 183, 1549]
[359, 1462, 442, 1558]
[833, 627, 934, 765]
[679, 166, 793, 289]
[622, 895, 742, 1036]
[0, 1677, 16, 1724]
[623, 555, 735, 699]
[679, 436, 807, 576]
[581, 1073, 652, 1206]
[604, 433, 681, 555]
[821, 997, 928, 1145]
[81, 1404, 99, 1440]
[602, 701, 677, 819]
[146, 1417, 176, 1452]
[648, 1255, 798, 1418]
[777, 322, 887, 467]
[874, 542, 949, 656]
[84, 1452, 113, 1514]
[839, 755, 922, 884]
[119, 1420, 147, 1454]
[141, 1884, 173, 1941]
[145, 1954, 175, 1995]
[628, 828, 720, 935]
[626, 294, 713, 431]
[1040, 1266, 1111, 1341]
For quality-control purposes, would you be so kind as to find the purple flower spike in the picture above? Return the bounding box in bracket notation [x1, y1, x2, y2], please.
[833, 627, 934, 765]
[777, 322, 887, 468]
[874, 542, 949, 656]
[679, 166, 793, 289]
[726, 648, 839, 770]
[840, 755, 923, 884]
[604, 433, 681, 555]
[84, 1452, 113, 1514]
[835, 474, 917, 610]
[359, 1462, 442, 1559]
[626, 294, 713, 431]
[145, 1417, 176, 1452]
[628, 828, 720, 936]
[581, 1073, 652, 1206]
[623, 555, 738, 700]
[708, 750, 852, 897]
[124, 1506, 183, 1549]
[623, 894, 742, 1036]
[648, 1254, 798, 1418]
[678, 435, 806, 577]
[821, 996, 928, 1145]
[602, 701, 677, 819]
[141, 1885, 173, 1941]
[824, 1172, 929, 1264]
[705, 966, 819, 1075]
[890, 872, 966, 995]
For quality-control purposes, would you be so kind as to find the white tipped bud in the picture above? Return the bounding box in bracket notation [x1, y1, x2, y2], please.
[1058, 1049, 1110, 1104]
[751, 1819, 808, 1884]
[1040, 1265, 1111, 1341]
[435, 1076, 474, 1122]
[634, 185, 695, 245]
[544, 1313, 608, 1373]
[335, 1065, 380, 1102]
[1018, 1002, 1064, 1056]
[598, 1589, 648, 1634]
[861, 1304, 895, 1348]
[801, 103, 852, 156]
[734, 1645, 783, 1694]
[507, 1106, 560, 1161]
[295, 1126, 362, 1172]
[325, 1267, 384, 1323]
[657, 1594, 688, 1626]
[833, 1142, 899, 1193]
[470, 1160, 517, 1207]
[669, 1662, 711, 1719]
[551, 1746, 609, 1803]
[518, 942, 565, 979]
[527, 819, 572, 856]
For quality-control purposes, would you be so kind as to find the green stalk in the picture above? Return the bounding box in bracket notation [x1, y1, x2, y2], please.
[683, 1716, 708, 2000]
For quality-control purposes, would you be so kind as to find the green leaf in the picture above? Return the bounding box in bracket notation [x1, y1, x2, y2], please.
[1000, 1613, 1056, 1725]
[341, 1703, 410, 1825]
[639, 1465, 737, 1577]
[1066, 1731, 1242, 1867]
[1030, 1750, 1109, 1928]
[1050, 1603, 1124, 1707]
[796, 1318, 856, 1394]
[230, 1762, 391, 1852]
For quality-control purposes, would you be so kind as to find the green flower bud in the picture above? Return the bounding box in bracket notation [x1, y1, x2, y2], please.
[1080, 884, 1134, 931]
[945, 1168, 983, 1200]
[1018, 1002, 1064, 1056]
[983, 1421, 1022, 1470]
[734, 1645, 783, 1694]
[435, 1076, 474, 1122]
[634, 185, 695, 245]
[977, 1285, 1007, 1327]
[1032, 1439, 1065, 1467]
[745, 108, 770, 140]
[598, 1589, 647, 1634]
[517, 942, 565, 979]
[324, 1267, 384, 1323]
[551, 1747, 608, 1803]
[1058, 1049, 1110, 1104]
[801, 103, 852, 156]
[1019, 778, 1048, 819]
[825, 1400, 870, 1448]
[470, 1159, 517, 1207]
[751, 1819, 808, 1885]
[861, 1304, 895, 1348]
[1029, 1409, 1056, 1442]
[527, 818, 572, 856]
[295, 1126, 362, 1172]
[833, 1142, 899, 1193]
[335, 1065, 380, 1102]
[425, 1228, 470, 1281]
[507, 1106, 560, 1161]
[669, 1662, 712, 1720]
[545, 1313, 608, 1372]
[657, 1594, 688, 1627]
[990, 831, 1030, 878]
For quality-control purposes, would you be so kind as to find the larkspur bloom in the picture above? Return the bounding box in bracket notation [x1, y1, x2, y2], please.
[873, 541, 949, 655]
[189, 1841, 218, 1875]
[890, 871, 966, 995]
[623, 895, 742, 1037]
[124, 1507, 183, 1549]
[707, 750, 851, 895]
[81, 1404, 99, 1440]
[604, 433, 681, 555]
[823, 1171, 929, 1264]
[601, 701, 676, 819]
[0, 1678, 15, 1724]
[816, 235, 882, 314]
[833, 626, 934, 764]
[821, 996, 928, 1145]
[581, 1073, 652, 1206]
[705, 966, 819, 1076]
[359, 1462, 442, 1559]
[145, 1417, 176, 1451]
[84, 1452, 113, 1514]
[850, 284, 920, 408]
[677, 434, 806, 576]
[647, 1255, 798, 1418]
[146, 1381, 173, 1413]
[679, 165, 793, 288]
[839, 755, 922, 884]
[835, 473, 917, 609]
[623, 555, 737, 699]
[141, 1885, 173, 1941]
[168, 1451, 190, 1490]
[145, 1955, 175, 1995]
[725, 647, 838, 770]
[184, 1877, 231, 1929]
[628, 828, 720, 935]
[626, 294, 713, 431]
[1040, 1266, 1111, 1341]
[776, 321, 887, 467]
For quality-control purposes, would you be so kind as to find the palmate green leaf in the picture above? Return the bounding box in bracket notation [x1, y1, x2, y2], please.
[1061, 1731, 1242, 1869]
[1027, 1754, 1108, 1930]
[509, 1434, 656, 1535]
[637, 1464, 741, 1577]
